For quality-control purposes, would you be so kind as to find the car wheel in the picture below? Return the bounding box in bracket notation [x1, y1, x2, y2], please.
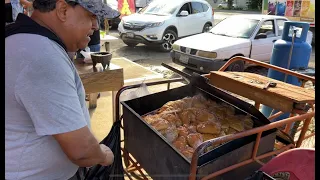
[160, 30, 178, 52]
[123, 41, 138, 47]
[202, 23, 212, 33]
[226, 60, 245, 72]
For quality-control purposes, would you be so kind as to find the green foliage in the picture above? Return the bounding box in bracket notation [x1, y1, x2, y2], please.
[217, 6, 243, 10]
[246, 0, 262, 10]
[227, 0, 234, 9]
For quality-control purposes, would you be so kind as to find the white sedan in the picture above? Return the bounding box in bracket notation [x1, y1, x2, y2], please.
[171, 14, 289, 72]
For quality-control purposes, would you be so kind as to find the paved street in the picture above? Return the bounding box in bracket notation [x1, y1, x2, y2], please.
[105, 10, 315, 79]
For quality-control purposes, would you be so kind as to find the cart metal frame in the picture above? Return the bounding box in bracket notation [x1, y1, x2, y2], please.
[114, 56, 315, 180]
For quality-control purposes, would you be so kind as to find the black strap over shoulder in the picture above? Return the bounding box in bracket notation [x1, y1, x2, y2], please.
[5, 13, 67, 53]
[5, 3, 14, 23]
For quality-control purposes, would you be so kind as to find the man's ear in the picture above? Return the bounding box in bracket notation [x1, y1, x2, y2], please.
[55, 0, 68, 22]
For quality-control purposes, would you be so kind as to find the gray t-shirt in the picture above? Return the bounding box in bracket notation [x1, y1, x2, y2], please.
[5, 34, 91, 180]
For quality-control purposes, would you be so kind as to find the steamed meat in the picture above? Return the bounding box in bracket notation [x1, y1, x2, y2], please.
[201, 133, 218, 141]
[221, 103, 236, 115]
[187, 108, 217, 122]
[227, 127, 238, 135]
[158, 100, 186, 113]
[172, 136, 188, 151]
[220, 118, 230, 133]
[181, 97, 194, 108]
[142, 94, 256, 160]
[159, 113, 182, 127]
[179, 109, 196, 125]
[177, 126, 189, 137]
[197, 110, 216, 122]
[163, 125, 179, 142]
[211, 107, 227, 120]
[192, 100, 207, 109]
[143, 114, 159, 124]
[206, 99, 219, 108]
[151, 118, 170, 131]
[196, 121, 221, 135]
[181, 146, 194, 160]
[187, 133, 203, 149]
[186, 124, 197, 134]
[227, 115, 244, 132]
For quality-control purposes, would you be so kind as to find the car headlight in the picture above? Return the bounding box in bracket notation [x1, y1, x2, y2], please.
[146, 22, 164, 28]
[197, 51, 217, 59]
[172, 44, 180, 51]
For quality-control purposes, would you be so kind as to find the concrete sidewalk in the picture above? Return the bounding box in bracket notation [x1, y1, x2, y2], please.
[308, 47, 315, 68]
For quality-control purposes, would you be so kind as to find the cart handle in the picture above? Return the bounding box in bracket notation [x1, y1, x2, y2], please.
[207, 56, 315, 83]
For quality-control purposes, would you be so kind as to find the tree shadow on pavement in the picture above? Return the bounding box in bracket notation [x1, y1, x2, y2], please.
[112, 45, 171, 62]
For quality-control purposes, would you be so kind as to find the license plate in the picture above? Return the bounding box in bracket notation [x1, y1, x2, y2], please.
[126, 33, 135, 38]
[179, 54, 189, 64]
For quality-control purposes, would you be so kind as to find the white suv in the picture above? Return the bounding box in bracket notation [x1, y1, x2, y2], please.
[118, 0, 214, 51]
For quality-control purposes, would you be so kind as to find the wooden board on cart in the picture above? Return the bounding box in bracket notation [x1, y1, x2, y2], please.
[207, 71, 315, 113]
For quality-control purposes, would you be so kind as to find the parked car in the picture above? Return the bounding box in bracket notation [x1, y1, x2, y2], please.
[171, 14, 289, 72]
[118, 0, 214, 51]
[217, 1, 237, 9]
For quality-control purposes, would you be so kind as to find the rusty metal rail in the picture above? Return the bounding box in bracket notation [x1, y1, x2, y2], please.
[216, 56, 315, 84]
[189, 111, 314, 180]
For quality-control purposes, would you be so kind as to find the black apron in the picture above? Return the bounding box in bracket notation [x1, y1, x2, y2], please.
[5, 3, 14, 23]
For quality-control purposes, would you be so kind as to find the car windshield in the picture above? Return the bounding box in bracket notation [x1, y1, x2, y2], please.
[138, 0, 179, 15]
[210, 17, 260, 38]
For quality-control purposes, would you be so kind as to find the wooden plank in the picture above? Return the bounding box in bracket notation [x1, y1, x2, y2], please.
[75, 62, 124, 94]
[209, 72, 315, 102]
[233, 72, 315, 100]
[207, 72, 315, 113]
[79, 69, 124, 93]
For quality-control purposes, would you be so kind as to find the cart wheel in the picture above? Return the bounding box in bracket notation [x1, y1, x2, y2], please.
[226, 60, 245, 72]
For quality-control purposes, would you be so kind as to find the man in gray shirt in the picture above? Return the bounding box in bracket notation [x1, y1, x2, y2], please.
[5, 0, 120, 179]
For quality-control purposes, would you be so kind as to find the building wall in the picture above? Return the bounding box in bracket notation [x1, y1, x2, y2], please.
[234, 0, 249, 8]
[205, 0, 248, 9]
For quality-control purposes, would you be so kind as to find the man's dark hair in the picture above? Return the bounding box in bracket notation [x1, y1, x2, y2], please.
[33, 0, 78, 13]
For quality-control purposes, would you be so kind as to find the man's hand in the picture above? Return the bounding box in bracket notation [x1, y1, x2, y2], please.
[99, 144, 114, 166]
[20, 0, 33, 9]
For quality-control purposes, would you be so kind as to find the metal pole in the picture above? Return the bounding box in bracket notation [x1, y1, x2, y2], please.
[283, 29, 297, 83]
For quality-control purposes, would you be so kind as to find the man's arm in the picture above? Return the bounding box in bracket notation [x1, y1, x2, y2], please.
[14, 48, 113, 167]
[53, 126, 113, 167]
[20, 0, 32, 8]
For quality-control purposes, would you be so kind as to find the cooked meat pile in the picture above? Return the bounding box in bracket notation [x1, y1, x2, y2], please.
[142, 94, 254, 160]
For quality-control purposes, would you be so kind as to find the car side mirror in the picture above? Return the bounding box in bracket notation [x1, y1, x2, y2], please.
[179, 10, 189, 17]
[255, 33, 267, 39]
